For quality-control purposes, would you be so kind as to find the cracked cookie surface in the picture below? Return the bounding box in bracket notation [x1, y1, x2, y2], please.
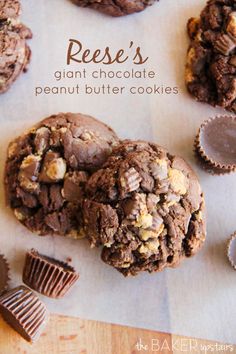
[71, 0, 158, 17]
[0, 0, 32, 93]
[83, 140, 206, 276]
[185, 0, 236, 112]
[5, 113, 119, 238]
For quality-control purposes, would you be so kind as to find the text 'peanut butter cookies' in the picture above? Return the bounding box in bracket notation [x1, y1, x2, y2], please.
[195, 116, 236, 174]
[71, 0, 158, 17]
[83, 140, 206, 276]
[5, 113, 119, 238]
[0, 0, 32, 93]
[23, 249, 79, 298]
[185, 0, 236, 113]
[0, 286, 48, 343]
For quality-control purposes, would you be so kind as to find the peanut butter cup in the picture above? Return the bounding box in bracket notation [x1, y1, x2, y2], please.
[227, 232, 236, 270]
[195, 116, 236, 174]
[23, 249, 79, 298]
[0, 285, 48, 342]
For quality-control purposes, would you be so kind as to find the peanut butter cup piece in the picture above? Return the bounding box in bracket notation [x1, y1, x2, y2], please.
[23, 249, 79, 298]
[0, 254, 10, 295]
[195, 116, 236, 174]
[227, 232, 236, 270]
[0, 285, 48, 342]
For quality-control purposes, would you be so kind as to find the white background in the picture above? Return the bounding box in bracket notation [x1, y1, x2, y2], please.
[0, 0, 236, 344]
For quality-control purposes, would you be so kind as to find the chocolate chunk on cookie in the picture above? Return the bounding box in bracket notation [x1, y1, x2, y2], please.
[5, 113, 119, 238]
[71, 0, 158, 17]
[83, 140, 206, 276]
[185, 0, 236, 112]
[0, 0, 32, 93]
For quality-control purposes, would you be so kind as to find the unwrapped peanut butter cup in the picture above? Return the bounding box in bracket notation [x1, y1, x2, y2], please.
[23, 249, 79, 299]
[227, 233, 236, 271]
[0, 285, 48, 342]
[0, 254, 10, 295]
[195, 116, 236, 175]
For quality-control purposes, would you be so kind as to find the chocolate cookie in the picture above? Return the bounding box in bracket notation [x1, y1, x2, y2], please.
[185, 0, 236, 112]
[5, 113, 119, 238]
[0, 0, 32, 93]
[83, 140, 206, 276]
[71, 0, 158, 17]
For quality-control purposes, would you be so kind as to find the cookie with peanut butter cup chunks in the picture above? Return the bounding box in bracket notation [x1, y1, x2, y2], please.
[185, 0, 236, 113]
[83, 140, 206, 276]
[0, 0, 32, 94]
[71, 0, 158, 17]
[5, 113, 119, 238]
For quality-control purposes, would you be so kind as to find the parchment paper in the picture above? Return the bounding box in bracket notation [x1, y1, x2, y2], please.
[0, 0, 236, 344]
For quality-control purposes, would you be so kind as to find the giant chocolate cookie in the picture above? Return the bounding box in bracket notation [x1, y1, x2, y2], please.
[83, 140, 206, 276]
[185, 0, 236, 112]
[5, 113, 119, 238]
[0, 0, 32, 93]
[71, 0, 158, 17]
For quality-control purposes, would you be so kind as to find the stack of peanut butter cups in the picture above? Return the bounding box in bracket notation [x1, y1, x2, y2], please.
[0, 249, 79, 343]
